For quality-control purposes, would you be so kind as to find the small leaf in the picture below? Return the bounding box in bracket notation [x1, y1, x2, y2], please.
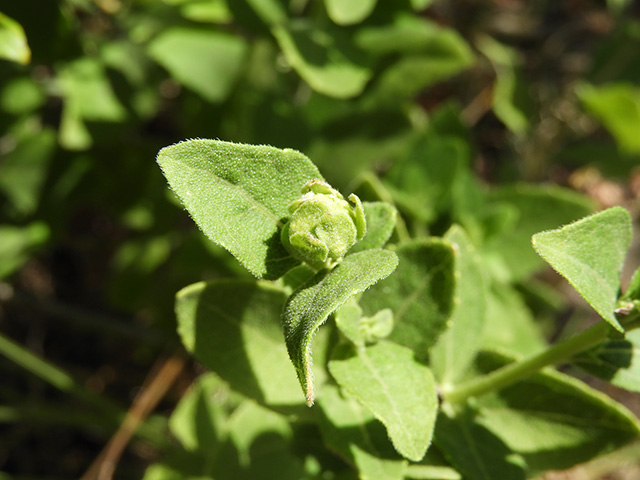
[350, 202, 397, 253]
[176, 280, 303, 405]
[317, 384, 407, 480]
[360, 239, 456, 356]
[283, 249, 398, 405]
[431, 226, 487, 387]
[0, 223, 49, 279]
[622, 266, 640, 301]
[473, 350, 640, 474]
[434, 409, 526, 480]
[273, 22, 372, 99]
[329, 341, 438, 461]
[532, 206, 632, 331]
[325, 0, 378, 26]
[148, 28, 248, 102]
[572, 328, 640, 392]
[157, 139, 322, 279]
[0, 12, 30, 64]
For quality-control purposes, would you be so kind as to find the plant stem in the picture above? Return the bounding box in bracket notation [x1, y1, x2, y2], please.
[444, 316, 640, 405]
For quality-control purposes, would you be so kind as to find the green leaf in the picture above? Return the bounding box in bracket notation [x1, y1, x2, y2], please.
[0, 223, 49, 279]
[317, 384, 407, 480]
[579, 82, 640, 154]
[349, 202, 397, 253]
[273, 22, 372, 99]
[0, 12, 30, 64]
[157, 139, 323, 279]
[532, 206, 632, 332]
[360, 239, 456, 357]
[283, 249, 398, 405]
[329, 341, 438, 461]
[246, 0, 287, 25]
[477, 35, 532, 135]
[430, 226, 487, 387]
[572, 328, 640, 392]
[434, 409, 526, 480]
[482, 184, 596, 281]
[148, 27, 248, 102]
[473, 350, 640, 474]
[325, 0, 378, 26]
[175, 280, 304, 405]
[622, 266, 640, 301]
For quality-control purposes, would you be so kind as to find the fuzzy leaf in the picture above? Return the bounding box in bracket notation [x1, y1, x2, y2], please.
[350, 202, 398, 253]
[283, 249, 398, 405]
[175, 280, 303, 405]
[360, 239, 456, 357]
[430, 226, 487, 386]
[157, 139, 323, 279]
[474, 350, 640, 475]
[572, 328, 640, 393]
[532, 206, 632, 331]
[317, 384, 407, 480]
[329, 341, 438, 461]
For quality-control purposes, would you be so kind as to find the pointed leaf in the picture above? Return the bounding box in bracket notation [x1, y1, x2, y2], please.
[573, 328, 640, 392]
[158, 139, 323, 279]
[317, 384, 407, 480]
[360, 239, 456, 356]
[329, 341, 438, 461]
[431, 226, 487, 386]
[350, 202, 398, 253]
[622, 266, 640, 301]
[532, 206, 632, 331]
[473, 350, 640, 474]
[176, 280, 303, 405]
[434, 409, 526, 480]
[283, 249, 398, 405]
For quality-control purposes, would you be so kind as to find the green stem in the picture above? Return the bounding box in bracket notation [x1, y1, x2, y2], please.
[445, 316, 640, 405]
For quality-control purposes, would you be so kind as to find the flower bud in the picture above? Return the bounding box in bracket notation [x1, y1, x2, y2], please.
[281, 180, 366, 270]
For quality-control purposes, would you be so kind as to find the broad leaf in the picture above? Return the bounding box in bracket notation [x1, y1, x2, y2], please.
[482, 184, 595, 282]
[317, 384, 407, 480]
[157, 139, 323, 279]
[579, 82, 640, 154]
[325, 0, 378, 26]
[434, 409, 526, 480]
[0, 12, 30, 64]
[532, 206, 632, 331]
[175, 280, 303, 405]
[273, 22, 372, 99]
[350, 202, 397, 253]
[474, 350, 640, 475]
[360, 239, 456, 357]
[572, 328, 640, 392]
[329, 341, 438, 461]
[431, 226, 486, 386]
[283, 249, 398, 405]
[148, 28, 248, 102]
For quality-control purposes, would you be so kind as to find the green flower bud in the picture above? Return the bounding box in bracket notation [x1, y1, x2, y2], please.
[281, 180, 366, 270]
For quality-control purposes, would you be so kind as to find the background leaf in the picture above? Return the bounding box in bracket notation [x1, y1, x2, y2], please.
[360, 239, 456, 357]
[148, 28, 248, 102]
[325, 0, 378, 26]
[0, 12, 30, 64]
[532, 206, 632, 331]
[349, 202, 397, 253]
[157, 139, 322, 279]
[329, 341, 438, 461]
[176, 280, 303, 405]
[283, 249, 398, 404]
[473, 350, 640, 475]
[572, 328, 640, 392]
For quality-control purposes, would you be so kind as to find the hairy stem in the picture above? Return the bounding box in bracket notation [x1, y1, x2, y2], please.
[444, 313, 640, 405]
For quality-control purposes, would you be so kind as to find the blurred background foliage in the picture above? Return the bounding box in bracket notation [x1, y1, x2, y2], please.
[1, 0, 640, 478]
